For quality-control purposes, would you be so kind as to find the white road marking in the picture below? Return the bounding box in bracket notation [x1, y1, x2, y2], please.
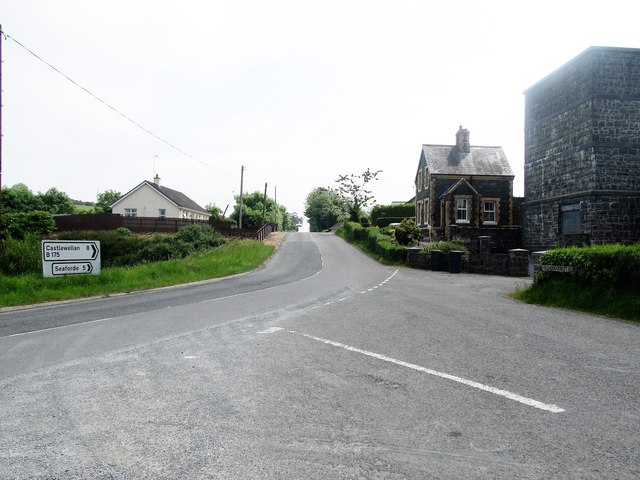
[3, 317, 115, 338]
[262, 327, 564, 414]
[258, 327, 285, 334]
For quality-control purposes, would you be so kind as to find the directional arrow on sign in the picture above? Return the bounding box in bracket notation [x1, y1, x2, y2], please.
[51, 262, 94, 276]
[42, 241, 100, 261]
[42, 240, 101, 277]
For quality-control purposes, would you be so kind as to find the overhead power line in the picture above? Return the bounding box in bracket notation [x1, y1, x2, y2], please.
[3, 32, 235, 179]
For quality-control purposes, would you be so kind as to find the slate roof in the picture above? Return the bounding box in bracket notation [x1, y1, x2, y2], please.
[420, 144, 514, 177]
[112, 180, 209, 214]
[147, 182, 208, 213]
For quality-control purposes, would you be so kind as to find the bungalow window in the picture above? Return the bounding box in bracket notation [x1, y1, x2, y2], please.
[158, 208, 166, 219]
[124, 208, 137, 218]
[483, 201, 496, 224]
[455, 198, 468, 223]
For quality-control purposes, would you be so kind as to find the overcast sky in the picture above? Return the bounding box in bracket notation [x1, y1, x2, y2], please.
[2, 1, 638, 227]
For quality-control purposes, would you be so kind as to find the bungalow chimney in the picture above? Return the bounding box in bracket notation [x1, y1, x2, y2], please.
[455, 125, 470, 153]
[153, 174, 161, 186]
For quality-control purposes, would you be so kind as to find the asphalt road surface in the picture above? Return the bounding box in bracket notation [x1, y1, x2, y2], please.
[1, 232, 639, 479]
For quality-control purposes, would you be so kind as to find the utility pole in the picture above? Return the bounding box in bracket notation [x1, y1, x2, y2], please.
[261, 182, 268, 227]
[0, 25, 4, 254]
[273, 186, 277, 228]
[238, 165, 244, 229]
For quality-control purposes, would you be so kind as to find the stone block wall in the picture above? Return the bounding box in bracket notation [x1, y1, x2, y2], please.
[523, 47, 640, 250]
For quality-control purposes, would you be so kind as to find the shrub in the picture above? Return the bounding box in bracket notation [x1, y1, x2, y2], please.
[1, 211, 55, 240]
[115, 227, 132, 237]
[174, 224, 224, 250]
[142, 236, 194, 262]
[0, 233, 43, 275]
[394, 218, 420, 246]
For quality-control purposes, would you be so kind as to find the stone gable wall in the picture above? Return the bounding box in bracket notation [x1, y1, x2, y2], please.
[524, 48, 640, 250]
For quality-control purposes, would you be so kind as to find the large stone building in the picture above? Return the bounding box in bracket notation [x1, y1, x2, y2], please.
[523, 46, 640, 251]
[414, 126, 517, 244]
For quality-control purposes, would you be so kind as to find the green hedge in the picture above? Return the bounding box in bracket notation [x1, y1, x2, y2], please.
[340, 222, 407, 263]
[1, 211, 55, 240]
[370, 203, 415, 226]
[0, 233, 43, 275]
[537, 244, 640, 291]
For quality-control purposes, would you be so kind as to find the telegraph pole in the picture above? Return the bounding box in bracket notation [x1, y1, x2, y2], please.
[0, 25, 4, 251]
[273, 186, 277, 228]
[261, 182, 268, 227]
[238, 165, 244, 229]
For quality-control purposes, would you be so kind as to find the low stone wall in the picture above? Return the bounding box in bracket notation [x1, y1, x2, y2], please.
[407, 245, 530, 277]
[448, 225, 522, 253]
[466, 249, 529, 277]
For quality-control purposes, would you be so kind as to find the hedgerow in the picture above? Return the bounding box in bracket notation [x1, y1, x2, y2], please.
[340, 222, 407, 263]
[1, 211, 55, 240]
[537, 243, 640, 291]
[0, 224, 227, 275]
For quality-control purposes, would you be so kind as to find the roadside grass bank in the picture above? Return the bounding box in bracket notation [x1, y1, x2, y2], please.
[511, 280, 639, 322]
[0, 240, 274, 308]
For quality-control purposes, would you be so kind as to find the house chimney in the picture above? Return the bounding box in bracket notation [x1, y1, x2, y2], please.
[455, 125, 470, 153]
[153, 174, 161, 186]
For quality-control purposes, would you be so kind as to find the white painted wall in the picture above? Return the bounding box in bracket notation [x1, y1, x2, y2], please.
[112, 183, 209, 220]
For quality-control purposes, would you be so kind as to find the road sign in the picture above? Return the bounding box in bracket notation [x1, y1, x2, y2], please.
[41, 240, 101, 277]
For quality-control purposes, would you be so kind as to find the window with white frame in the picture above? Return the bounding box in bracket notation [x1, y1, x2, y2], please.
[158, 208, 166, 219]
[483, 201, 496, 224]
[124, 208, 137, 218]
[455, 198, 468, 223]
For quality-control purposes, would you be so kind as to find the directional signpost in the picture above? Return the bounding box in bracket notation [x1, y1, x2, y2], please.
[41, 240, 101, 277]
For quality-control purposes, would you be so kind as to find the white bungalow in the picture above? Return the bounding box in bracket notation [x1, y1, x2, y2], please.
[111, 175, 210, 220]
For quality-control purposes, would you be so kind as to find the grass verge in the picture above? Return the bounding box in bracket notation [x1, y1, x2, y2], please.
[0, 240, 274, 308]
[511, 279, 639, 322]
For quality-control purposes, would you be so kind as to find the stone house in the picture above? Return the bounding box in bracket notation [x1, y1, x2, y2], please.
[111, 175, 210, 221]
[523, 46, 640, 251]
[414, 127, 517, 246]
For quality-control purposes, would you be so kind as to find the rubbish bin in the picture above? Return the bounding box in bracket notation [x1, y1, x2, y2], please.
[430, 250, 443, 271]
[448, 250, 463, 274]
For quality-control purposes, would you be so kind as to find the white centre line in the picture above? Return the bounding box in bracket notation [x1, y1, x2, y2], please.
[261, 327, 564, 414]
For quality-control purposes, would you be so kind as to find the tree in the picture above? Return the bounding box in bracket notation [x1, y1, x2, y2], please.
[204, 203, 222, 220]
[304, 187, 347, 232]
[95, 190, 122, 213]
[230, 191, 277, 229]
[38, 187, 75, 214]
[335, 168, 382, 221]
[2, 184, 42, 213]
[289, 212, 303, 231]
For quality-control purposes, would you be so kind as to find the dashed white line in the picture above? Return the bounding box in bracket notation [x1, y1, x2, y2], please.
[261, 327, 564, 414]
